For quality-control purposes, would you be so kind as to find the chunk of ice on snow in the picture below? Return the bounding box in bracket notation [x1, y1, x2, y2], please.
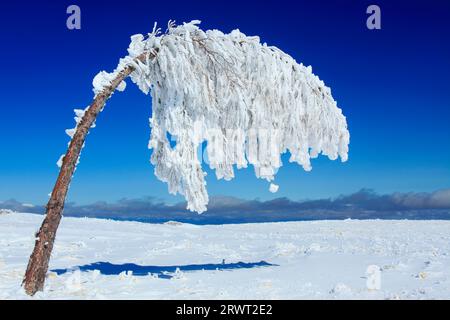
[366, 265, 381, 290]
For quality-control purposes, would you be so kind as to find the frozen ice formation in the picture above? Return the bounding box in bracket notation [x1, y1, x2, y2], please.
[66, 20, 350, 213]
[92, 71, 126, 96]
[57, 107, 93, 169]
[269, 183, 279, 193]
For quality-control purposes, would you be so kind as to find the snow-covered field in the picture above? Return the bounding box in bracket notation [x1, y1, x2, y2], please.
[1, 212, 450, 299]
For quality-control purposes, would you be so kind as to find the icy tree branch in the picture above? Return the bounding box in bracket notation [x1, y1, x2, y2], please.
[119, 20, 350, 212]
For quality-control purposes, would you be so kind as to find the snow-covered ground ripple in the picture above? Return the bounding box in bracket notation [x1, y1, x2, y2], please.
[1, 212, 449, 299]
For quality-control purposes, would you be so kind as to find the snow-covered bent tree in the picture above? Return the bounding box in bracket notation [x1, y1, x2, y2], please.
[23, 20, 349, 295]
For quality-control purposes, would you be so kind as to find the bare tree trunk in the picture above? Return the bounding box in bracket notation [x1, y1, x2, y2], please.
[23, 53, 148, 296]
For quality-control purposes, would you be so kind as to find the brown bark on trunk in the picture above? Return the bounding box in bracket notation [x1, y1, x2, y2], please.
[23, 53, 148, 296]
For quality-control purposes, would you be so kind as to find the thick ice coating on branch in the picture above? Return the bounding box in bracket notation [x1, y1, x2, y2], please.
[100, 20, 349, 213]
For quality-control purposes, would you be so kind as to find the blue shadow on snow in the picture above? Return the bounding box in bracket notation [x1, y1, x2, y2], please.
[51, 260, 277, 279]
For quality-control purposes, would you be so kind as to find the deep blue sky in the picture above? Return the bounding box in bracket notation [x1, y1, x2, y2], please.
[0, 0, 449, 205]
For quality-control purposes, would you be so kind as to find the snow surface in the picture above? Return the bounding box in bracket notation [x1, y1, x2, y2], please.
[1, 212, 450, 299]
